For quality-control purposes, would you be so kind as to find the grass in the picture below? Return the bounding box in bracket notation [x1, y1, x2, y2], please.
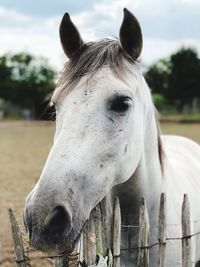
[0, 120, 199, 266]
[160, 113, 200, 123]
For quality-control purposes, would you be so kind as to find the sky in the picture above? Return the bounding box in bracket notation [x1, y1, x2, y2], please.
[0, 0, 200, 70]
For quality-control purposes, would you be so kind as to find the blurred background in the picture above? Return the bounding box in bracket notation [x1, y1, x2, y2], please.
[0, 0, 200, 120]
[0, 0, 199, 266]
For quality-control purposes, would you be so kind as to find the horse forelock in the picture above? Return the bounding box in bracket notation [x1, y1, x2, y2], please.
[53, 39, 140, 102]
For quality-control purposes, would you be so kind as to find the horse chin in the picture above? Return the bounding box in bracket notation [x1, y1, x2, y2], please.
[29, 220, 86, 255]
[29, 236, 74, 255]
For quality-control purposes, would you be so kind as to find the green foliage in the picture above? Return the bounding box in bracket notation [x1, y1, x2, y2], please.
[0, 98, 6, 110]
[0, 52, 56, 119]
[145, 47, 200, 112]
[145, 59, 170, 95]
[167, 48, 200, 110]
[152, 93, 167, 111]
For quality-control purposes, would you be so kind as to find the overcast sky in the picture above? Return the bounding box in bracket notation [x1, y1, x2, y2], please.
[0, 0, 199, 70]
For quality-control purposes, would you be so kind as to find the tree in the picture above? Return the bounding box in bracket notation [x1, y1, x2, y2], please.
[144, 59, 170, 95]
[167, 48, 200, 111]
[145, 47, 200, 112]
[0, 55, 14, 100]
[0, 52, 56, 119]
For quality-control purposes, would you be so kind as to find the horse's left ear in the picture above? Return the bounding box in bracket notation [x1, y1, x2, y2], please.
[119, 8, 143, 60]
[59, 13, 84, 58]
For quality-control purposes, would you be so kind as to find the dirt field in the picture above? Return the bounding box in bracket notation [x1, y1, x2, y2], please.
[0, 121, 55, 267]
[161, 122, 200, 143]
[0, 121, 199, 266]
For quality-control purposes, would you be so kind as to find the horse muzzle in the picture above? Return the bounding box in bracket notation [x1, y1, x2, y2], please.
[24, 203, 78, 253]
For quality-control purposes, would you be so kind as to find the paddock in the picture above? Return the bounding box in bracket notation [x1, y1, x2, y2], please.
[0, 121, 200, 267]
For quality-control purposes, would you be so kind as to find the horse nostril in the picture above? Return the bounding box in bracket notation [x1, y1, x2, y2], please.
[44, 206, 72, 243]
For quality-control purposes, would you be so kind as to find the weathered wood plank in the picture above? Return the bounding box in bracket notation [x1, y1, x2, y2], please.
[112, 197, 121, 267]
[8, 209, 27, 267]
[90, 200, 111, 258]
[83, 219, 97, 266]
[53, 254, 69, 267]
[137, 197, 150, 267]
[107, 249, 113, 267]
[182, 194, 192, 267]
[112, 197, 121, 256]
[158, 193, 167, 267]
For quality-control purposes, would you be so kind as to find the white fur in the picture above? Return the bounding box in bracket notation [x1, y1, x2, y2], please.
[25, 65, 200, 266]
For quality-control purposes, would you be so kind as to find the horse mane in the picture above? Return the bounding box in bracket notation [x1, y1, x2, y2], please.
[54, 39, 138, 101]
[54, 38, 165, 171]
[155, 110, 165, 172]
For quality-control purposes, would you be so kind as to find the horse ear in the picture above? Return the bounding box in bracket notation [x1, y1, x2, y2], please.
[119, 8, 143, 60]
[59, 13, 84, 58]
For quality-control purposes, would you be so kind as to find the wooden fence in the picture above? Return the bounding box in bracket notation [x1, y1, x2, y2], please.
[7, 193, 196, 267]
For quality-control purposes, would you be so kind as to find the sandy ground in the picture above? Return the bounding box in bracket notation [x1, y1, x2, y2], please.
[0, 121, 55, 267]
[0, 120, 199, 266]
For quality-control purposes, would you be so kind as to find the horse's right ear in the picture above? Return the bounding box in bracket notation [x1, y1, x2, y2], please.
[59, 13, 84, 58]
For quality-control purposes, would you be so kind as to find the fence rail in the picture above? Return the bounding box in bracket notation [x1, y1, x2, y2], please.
[5, 193, 198, 266]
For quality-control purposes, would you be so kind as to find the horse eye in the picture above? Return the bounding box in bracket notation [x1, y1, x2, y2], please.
[110, 96, 132, 113]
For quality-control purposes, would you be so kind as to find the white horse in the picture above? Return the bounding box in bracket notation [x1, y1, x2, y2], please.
[24, 9, 200, 266]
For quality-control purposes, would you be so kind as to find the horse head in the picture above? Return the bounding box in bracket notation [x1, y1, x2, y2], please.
[24, 9, 151, 254]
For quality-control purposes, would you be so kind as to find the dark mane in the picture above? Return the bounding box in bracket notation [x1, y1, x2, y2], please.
[56, 39, 138, 100]
[155, 110, 165, 172]
[54, 38, 165, 171]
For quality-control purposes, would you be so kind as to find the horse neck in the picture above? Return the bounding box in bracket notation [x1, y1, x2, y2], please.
[112, 103, 163, 226]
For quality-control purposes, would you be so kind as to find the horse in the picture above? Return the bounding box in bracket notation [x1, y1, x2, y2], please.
[24, 8, 200, 266]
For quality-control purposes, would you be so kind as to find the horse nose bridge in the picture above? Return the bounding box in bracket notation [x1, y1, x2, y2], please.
[25, 179, 75, 215]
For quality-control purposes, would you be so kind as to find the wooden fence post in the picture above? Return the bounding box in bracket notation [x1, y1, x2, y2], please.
[107, 248, 113, 267]
[83, 218, 97, 266]
[182, 194, 192, 267]
[53, 254, 69, 267]
[137, 197, 149, 267]
[158, 193, 167, 267]
[8, 209, 27, 267]
[112, 197, 121, 267]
